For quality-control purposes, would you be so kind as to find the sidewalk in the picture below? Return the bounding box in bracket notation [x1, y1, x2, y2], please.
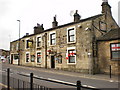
[6, 63, 119, 83]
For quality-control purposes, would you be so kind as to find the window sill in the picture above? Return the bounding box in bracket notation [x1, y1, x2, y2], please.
[67, 42, 76, 45]
[67, 63, 76, 65]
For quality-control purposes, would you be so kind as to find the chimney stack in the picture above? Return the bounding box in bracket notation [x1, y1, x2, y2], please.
[34, 23, 44, 34]
[52, 15, 58, 28]
[73, 10, 81, 22]
[101, 0, 112, 15]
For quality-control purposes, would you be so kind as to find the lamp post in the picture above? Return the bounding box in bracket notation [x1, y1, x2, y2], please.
[17, 20, 20, 65]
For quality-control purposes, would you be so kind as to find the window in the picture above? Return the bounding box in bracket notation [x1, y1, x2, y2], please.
[56, 55, 62, 64]
[50, 33, 56, 45]
[26, 40, 33, 49]
[68, 29, 75, 42]
[67, 27, 76, 43]
[14, 54, 19, 60]
[37, 52, 42, 63]
[68, 50, 76, 63]
[66, 47, 76, 64]
[110, 43, 120, 59]
[26, 53, 30, 62]
[31, 55, 35, 62]
[37, 37, 41, 47]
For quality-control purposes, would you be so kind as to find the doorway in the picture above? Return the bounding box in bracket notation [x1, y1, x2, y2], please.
[51, 56, 55, 68]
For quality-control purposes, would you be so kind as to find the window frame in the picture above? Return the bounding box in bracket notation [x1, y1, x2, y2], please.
[36, 35, 42, 48]
[110, 43, 120, 60]
[67, 26, 76, 44]
[25, 52, 30, 62]
[67, 47, 76, 64]
[36, 51, 42, 63]
[49, 31, 56, 46]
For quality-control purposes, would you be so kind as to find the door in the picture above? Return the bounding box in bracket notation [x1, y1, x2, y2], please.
[51, 56, 55, 68]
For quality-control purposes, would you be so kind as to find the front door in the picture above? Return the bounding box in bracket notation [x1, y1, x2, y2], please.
[51, 56, 55, 68]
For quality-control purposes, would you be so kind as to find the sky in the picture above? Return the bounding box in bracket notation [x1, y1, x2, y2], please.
[0, 0, 119, 50]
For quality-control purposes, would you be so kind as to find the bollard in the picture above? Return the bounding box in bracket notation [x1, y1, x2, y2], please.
[30, 73, 33, 90]
[7, 68, 10, 90]
[110, 65, 112, 78]
[77, 80, 81, 90]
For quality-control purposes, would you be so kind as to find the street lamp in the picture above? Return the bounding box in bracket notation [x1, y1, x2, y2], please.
[17, 20, 20, 65]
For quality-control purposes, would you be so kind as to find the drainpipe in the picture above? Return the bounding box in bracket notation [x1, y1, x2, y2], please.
[44, 33, 47, 69]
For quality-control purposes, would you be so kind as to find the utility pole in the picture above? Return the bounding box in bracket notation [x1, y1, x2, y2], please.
[17, 20, 20, 65]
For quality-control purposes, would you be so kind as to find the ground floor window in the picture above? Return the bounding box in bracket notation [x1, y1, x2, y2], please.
[31, 55, 35, 62]
[37, 52, 41, 63]
[110, 43, 120, 60]
[26, 53, 30, 62]
[66, 47, 76, 64]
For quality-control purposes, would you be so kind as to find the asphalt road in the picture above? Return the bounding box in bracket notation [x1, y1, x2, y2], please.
[1, 63, 119, 90]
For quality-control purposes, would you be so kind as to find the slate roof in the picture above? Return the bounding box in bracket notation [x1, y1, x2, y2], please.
[97, 28, 120, 41]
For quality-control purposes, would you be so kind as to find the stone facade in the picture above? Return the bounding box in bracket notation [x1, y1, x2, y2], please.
[10, 1, 120, 75]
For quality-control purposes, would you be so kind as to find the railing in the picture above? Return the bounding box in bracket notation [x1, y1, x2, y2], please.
[2, 68, 100, 90]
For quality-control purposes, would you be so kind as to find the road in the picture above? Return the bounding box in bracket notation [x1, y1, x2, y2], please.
[1, 63, 119, 90]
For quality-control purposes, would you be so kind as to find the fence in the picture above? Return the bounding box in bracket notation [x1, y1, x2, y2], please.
[2, 68, 100, 90]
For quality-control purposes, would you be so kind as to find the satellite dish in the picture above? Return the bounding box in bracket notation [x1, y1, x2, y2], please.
[70, 10, 76, 16]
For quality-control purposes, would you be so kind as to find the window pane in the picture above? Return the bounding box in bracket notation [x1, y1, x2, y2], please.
[14, 54, 19, 60]
[37, 52, 41, 63]
[112, 51, 120, 59]
[52, 39, 55, 45]
[69, 30, 74, 35]
[70, 36, 75, 42]
[69, 56, 75, 63]
[51, 34, 55, 39]
[31, 55, 35, 62]
[26, 54, 29, 62]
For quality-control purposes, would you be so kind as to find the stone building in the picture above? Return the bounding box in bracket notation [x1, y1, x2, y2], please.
[97, 28, 120, 75]
[10, 1, 119, 75]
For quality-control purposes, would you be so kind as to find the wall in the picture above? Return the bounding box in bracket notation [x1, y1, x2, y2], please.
[97, 40, 120, 75]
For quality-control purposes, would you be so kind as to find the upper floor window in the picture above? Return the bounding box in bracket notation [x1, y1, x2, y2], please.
[26, 40, 33, 49]
[67, 27, 76, 43]
[110, 43, 120, 60]
[49, 32, 56, 45]
[36, 36, 41, 48]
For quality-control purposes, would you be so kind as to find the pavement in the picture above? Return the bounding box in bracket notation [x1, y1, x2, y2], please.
[3, 63, 119, 83]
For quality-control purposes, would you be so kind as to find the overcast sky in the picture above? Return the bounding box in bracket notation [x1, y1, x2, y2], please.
[0, 0, 119, 50]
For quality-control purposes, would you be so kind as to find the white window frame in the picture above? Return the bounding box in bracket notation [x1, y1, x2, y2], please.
[25, 52, 30, 63]
[49, 31, 56, 46]
[67, 47, 76, 64]
[67, 26, 76, 44]
[36, 51, 42, 63]
[36, 35, 42, 48]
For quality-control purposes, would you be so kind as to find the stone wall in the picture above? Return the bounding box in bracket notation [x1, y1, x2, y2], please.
[97, 40, 120, 75]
